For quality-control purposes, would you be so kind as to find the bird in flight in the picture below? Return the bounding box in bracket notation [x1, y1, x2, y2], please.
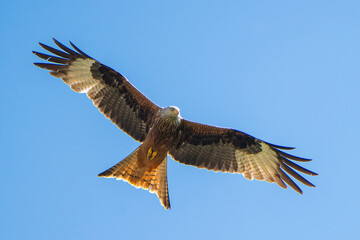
[33, 39, 317, 209]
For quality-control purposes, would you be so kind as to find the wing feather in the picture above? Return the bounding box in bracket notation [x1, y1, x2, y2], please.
[33, 39, 160, 142]
[280, 162, 316, 187]
[53, 38, 81, 56]
[38, 42, 71, 58]
[170, 119, 317, 194]
[278, 170, 302, 194]
[69, 41, 92, 58]
[33, 51, 69, 64]
[281, 158, 318, 176]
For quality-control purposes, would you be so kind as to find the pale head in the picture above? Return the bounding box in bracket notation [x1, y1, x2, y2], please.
[160, 106, 181, 119]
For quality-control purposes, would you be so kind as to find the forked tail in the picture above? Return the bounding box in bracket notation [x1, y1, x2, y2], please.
[98, 147, 170, 209]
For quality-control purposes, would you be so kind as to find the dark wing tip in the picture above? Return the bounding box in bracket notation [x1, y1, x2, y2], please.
[266, 142, 296, 150]
[275, 149, 312, 162]
[280, 162, 316, 188]
[52, 38, 80, 56]
[269, 145, 317, 191]
[33, 51, 70, 64]
[52, 38, 64, 49]
[69, 40, 92, 58]
[34, 39, 93, 66]
[278, 170, 303, 194]
[33, 63, 67, 71]
[32, 51, 43, 59]
[38, 42, 50, 49]
[37, 42, 71, 59]
[33, 62, 48, 69]
[280, 157, 318, 176]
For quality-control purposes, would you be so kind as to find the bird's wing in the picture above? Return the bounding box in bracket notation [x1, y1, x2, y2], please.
[33, 39, 160, 142]
[169, 119, 317, 194]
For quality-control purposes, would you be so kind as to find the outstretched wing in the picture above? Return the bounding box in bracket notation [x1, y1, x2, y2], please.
[170, 119, 317, 194]
[33, 39, 160, 142]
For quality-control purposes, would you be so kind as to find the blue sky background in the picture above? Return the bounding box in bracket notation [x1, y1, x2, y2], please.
[1, 1, 360, 239]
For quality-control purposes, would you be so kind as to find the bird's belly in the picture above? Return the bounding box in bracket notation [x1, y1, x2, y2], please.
[147, 153, 166, 170]
[137, 123, 177, 170]
[137, 141, 168, 171]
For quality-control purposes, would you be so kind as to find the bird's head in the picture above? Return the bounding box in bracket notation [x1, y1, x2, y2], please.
[161, 106, 181, 119]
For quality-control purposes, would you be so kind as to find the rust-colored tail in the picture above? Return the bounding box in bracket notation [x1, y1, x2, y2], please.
[98, 147, 170, 209]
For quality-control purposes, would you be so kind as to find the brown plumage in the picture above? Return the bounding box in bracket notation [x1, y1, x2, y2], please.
[33, 39, 318, 210]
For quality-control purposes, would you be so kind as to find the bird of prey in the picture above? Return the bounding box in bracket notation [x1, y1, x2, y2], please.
[33, 39, 317, 209]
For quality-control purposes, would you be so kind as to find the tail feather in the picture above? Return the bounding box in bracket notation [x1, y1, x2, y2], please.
[149, 159, 170, 209]
[98, 147, 171, 209]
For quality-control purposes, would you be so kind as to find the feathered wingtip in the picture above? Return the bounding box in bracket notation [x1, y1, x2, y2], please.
[263, 140, 318, 194]
[265, 141, 313, 162]
[265, 142, 296, 150]
[33, 38, 93, 66]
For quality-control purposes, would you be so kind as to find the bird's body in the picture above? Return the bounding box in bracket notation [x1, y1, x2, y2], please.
[137, 106, 181, 170]
[33, 39, 317, 209]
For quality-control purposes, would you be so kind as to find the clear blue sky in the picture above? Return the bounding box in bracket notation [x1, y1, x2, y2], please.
[1, 1, 359, 239]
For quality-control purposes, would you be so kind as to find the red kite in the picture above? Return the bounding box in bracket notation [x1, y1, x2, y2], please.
[33, 39, 317, 209]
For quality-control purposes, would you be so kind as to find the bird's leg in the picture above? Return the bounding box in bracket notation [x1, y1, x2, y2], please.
[147, 147, 157, 161]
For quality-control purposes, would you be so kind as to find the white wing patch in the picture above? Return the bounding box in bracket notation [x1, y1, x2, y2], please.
[235, 142, 280, 183]
[61, 58, 98, 93]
